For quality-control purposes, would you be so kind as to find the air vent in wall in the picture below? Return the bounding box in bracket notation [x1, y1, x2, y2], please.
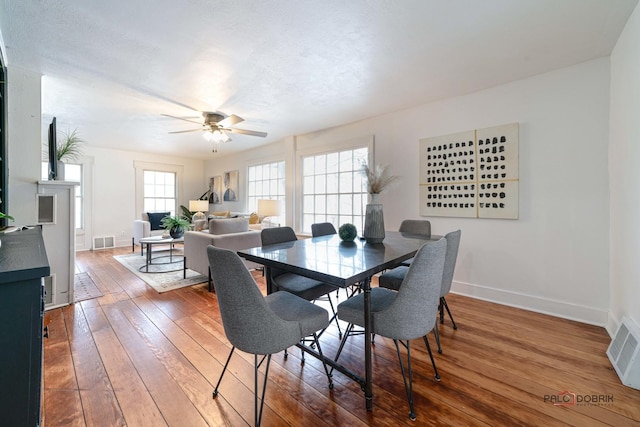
[93, 235, 116, 250]
[607, 317, 640, 390]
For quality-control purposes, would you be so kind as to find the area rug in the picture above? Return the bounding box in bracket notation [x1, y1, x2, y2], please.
[113, 250, 208, 293]
[74, 272, 104, 302]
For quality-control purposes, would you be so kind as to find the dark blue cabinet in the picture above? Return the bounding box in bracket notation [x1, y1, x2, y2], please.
[0, 228, 50, 427]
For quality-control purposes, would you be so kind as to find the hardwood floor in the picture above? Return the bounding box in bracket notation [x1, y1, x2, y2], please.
[42, 247, 640, 426]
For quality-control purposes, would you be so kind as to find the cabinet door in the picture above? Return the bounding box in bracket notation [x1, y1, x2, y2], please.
[0, 278, 44, 426]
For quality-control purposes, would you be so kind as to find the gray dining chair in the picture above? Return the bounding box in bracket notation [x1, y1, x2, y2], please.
[311, 222, 337, 237]
[261, 226, 343, 338]
[335, 238, 447, 421]
[378, 229, 461, 353]
[207, 245, 333, 427]
[398, 219, 431, 267]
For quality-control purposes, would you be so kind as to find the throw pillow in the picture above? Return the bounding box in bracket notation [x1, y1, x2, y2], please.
[211, 210, 230, 218]
[147, 212, 169, 231]
[249, 212, 260, 224]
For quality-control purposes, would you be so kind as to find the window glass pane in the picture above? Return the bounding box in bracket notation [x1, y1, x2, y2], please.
[247, 160, 286, 218]
[144, 170, 176, 215]
[301, 146, 368, 233]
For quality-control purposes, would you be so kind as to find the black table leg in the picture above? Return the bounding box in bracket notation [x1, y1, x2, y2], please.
[362, 276, 373, 410]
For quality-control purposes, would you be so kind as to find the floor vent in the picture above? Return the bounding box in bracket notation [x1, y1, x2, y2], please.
[93, 235, 116, 250]
[607, 317, 640, 390]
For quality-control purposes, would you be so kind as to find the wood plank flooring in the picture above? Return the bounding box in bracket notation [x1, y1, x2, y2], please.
[42, 247, 640, 426]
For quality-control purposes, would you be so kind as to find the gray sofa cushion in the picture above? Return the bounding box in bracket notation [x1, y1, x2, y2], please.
[209, 217, 249, 235]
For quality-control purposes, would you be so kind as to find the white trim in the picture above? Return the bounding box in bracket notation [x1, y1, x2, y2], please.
[452, 280, 608, 327]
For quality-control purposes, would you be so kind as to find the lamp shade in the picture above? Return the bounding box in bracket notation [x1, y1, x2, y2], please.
[257, 199, 281, 217]
[189, 199, 209, 212]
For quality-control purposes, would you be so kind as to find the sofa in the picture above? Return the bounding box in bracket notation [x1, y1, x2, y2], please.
[184, 217, 262, 291]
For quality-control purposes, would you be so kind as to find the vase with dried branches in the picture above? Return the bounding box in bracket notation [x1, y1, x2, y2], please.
[361, 163, 397, 243]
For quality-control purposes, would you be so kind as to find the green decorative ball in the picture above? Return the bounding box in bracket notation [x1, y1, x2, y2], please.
[339, 223, 358, 242]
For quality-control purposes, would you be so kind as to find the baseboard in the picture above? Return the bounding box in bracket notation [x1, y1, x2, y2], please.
[452, 280, 608, 327]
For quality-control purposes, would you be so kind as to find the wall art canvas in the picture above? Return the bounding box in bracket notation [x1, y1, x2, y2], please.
[209, 176, 222, 204]
[223, 170, 239, 202]
[419, 123, 519, 219]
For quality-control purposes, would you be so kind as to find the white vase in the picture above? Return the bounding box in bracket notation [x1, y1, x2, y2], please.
[55, 160, 65, 181]
[364, 193, 385, 243]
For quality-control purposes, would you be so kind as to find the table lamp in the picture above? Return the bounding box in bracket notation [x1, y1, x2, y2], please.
[257, 199, 281, 228]
[189, 199, 209, 224]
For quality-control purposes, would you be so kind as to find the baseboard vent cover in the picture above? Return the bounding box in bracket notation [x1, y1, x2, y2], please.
[607, 317, 640, 390]
[93, 235, 116, 250]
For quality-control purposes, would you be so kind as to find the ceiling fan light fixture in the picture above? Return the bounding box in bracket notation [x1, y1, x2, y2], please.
[204, 128, 231, 152]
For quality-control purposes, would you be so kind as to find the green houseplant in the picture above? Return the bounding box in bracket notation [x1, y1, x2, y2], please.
[160, 215, 190, 239]
[57, 128, 84, 162]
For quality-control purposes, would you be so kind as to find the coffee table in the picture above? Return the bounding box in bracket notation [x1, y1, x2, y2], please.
[138, 235, 184, 273]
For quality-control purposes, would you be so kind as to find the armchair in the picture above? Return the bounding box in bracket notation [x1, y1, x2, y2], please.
[132, 212, 169, 254]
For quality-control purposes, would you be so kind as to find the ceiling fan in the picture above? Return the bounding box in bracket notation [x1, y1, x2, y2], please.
[162, 111, 267, 151]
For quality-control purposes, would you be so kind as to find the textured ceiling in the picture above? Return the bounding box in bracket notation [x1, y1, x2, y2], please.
[0, 0, 637, 158]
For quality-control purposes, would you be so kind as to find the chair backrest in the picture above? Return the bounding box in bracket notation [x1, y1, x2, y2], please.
[374, 238, 446, 340]
[311, 222, 337, 237]
[440, 229, 461, 297]
[261, 226, 297, 246]
[398, 219, 431, 237]
[206, 246, 300, 354]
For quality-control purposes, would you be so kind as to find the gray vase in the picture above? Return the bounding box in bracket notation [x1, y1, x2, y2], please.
[364, 194, 385, 243]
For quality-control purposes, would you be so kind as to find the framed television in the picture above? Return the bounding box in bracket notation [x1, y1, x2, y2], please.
[48, 117, 57, 180]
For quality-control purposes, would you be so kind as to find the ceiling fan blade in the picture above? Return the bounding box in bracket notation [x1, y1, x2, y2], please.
[169, 128, 203, 134]
[218, 114, 244, 127]
[161, 114, 203, 125]
[227, 128, 267, 138]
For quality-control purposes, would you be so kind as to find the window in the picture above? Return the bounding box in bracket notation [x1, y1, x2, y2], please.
[65, 164, 83, 229]
[247, 161, 285, 220]
[143, 170, 176, 214]
[301, 147, 368, 234]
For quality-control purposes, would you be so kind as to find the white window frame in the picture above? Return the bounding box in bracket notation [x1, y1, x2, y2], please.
[134, 161, 184, 217]
[246, 160, 286, 222]
[295, 136, 374, 234]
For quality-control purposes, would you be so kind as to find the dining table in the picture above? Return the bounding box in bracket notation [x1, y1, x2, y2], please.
[237, 230, 439, 411]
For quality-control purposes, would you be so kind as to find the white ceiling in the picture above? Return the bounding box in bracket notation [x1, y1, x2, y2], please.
[1, 0, 637, 158]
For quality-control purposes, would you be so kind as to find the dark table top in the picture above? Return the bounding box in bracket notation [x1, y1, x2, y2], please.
[238, 231, 440, 287]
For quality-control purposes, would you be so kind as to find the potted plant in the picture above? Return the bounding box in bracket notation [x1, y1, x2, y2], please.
[56, 128, 84, 180]
[160, 215, 190, 239]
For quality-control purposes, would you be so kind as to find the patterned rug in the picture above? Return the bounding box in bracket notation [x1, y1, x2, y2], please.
[113, 249, 208, 293]
[74, 272, 104, 302]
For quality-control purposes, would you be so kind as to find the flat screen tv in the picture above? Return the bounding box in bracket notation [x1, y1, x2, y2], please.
[48, 117, 57, 180]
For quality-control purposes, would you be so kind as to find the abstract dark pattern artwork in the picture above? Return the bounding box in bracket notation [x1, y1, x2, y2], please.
[419, 123, 519, 219]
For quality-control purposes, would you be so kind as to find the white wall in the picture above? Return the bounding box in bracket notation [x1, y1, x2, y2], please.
[208, 59, 612, 325]
[609, 3, 640, 333]
[7, 66, 42, 225]
[82, 145, 204, 248]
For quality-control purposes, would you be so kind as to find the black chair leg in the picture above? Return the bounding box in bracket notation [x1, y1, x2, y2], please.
[439, 297, 444, 324]
[432, 325, 442, 353]
[213, 346, 235, 398]
[394, 339, 416, 421]
[255, 353, 271, 427]
[423, 335, 441, 381]
[441, 297, 457, 329]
